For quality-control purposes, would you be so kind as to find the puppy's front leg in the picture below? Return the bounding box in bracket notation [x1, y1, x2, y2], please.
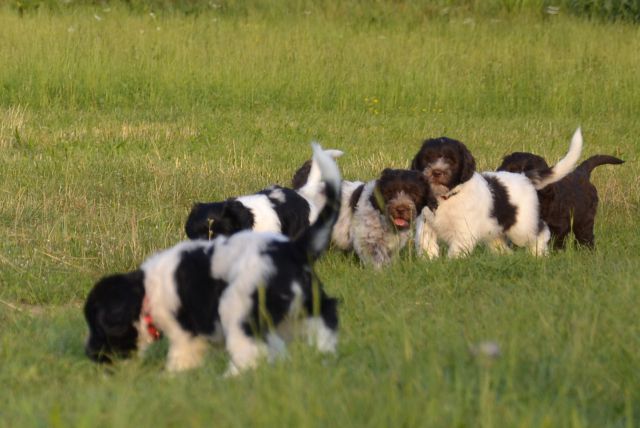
[415, 208, 439, 259]
[487, 237, 512, 255]
[446, 239, 475, 259]
[529, 225, 551, 257]
[166, 333, 209, 372]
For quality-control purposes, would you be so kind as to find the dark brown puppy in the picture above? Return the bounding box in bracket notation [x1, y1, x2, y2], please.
[497, 153, 624, 249]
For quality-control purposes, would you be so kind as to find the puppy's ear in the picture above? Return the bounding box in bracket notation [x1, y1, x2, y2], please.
[423, 190, 438, 211]
[185, 202, 224, 239]
[410, 149, 424, 171]
[225, 201, 254, 231]
[291, 159, 312, 189]
[458, 143, 476, 183]
[99, 305, 134, 336]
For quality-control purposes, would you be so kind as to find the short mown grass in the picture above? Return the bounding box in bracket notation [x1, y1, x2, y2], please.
[0, 3, 638, 427]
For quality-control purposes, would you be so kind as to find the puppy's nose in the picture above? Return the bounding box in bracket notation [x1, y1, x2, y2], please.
[395, 206, 410, 216]
[431, 169, 443, 178]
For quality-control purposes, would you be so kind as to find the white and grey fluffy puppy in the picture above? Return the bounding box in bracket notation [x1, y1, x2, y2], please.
[294, 160, 435, 268]
[185, 149, 343, 241]
[344, 169, 435, 268]
[84, 145, 341, 375]
[411, 128, 583, 258]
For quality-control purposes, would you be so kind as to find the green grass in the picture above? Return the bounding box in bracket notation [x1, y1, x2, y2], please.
[0, 3, 639, 427]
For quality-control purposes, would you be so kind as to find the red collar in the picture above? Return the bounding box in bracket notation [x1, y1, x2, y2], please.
[142, 296, 162, 341]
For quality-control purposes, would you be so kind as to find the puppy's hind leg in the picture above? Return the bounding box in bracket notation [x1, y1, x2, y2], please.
[223, 325, 269, 376]
[415, 209, 440, 259]
[219, 290, 269, 376]
[305, 296, 338, 354]
[446, 237, 477, 259]
[573, 216, 595, 249]
[528, 225, 550, 256]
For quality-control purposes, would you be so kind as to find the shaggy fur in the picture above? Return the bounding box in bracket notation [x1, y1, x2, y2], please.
[84, 145, 341, 374]
[411, 129, 583, 258]
[497, 152, 624, 249]
[336, 169, 435, 268]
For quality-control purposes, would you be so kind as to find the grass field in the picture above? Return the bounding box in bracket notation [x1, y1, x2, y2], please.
[1, 2, 639, 426]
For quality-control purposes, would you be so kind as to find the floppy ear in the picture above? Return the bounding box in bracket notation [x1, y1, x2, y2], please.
[185, 202, 225, 239]
[348, 184, 365, 211]
[225, 201, 255, 231]
[410, 149, 424, 171]
[421, 185, 438, 211]
[457, 143, 476, 183]
[100, 306, 134, 336]
[291, 159, 312, 189]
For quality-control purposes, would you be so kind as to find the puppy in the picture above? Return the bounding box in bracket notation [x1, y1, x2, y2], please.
[411, 129, 583, 258]
[184, 149, 342, 240]
[84, 145, 341, 374]
[497, 152, 623, 249]
[185, 185, 315, 240]
[347, 169, 436, 268]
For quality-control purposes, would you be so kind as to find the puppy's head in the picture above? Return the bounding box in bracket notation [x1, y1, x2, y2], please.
[411, 137, 476, 197]
[185, 200, 254, 240]
[496, 152, 550, 174]
[84, 270, 145, 363]
[372, 169, 435, 230]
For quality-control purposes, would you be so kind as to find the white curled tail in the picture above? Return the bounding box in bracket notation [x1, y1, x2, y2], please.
[533, 127, 583, 190]
[296, 144, 342, 260]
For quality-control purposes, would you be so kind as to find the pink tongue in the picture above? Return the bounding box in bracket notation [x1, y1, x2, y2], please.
[393, 218, 409, 227]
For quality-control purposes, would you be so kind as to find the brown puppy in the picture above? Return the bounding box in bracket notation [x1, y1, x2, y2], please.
[497, 153, 624, 249]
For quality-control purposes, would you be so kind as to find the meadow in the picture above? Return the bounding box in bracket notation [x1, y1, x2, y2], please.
[0, 2, 639, 426]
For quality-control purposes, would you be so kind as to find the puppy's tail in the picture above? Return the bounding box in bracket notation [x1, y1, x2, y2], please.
[528, 127, 583, 190]
[296, 144, 342, 261]
[576, 155, 624, 178]
[292, 148, 343, 191]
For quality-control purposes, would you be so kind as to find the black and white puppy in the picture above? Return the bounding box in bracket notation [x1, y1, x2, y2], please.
[84, 145, 341, 375]
[184, 149, 343, 240]
[411, 129, 583, 258]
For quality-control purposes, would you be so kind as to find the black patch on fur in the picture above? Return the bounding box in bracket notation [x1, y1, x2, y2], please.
[185, 200, 255, 239]
[174, 246, 228, 337]
[241, 241, 338, 337]
[349, 184, 365, 212]
[483, 175, 517, 231]
[84, 270, 146, 363]
[257, 186, 311, 239]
